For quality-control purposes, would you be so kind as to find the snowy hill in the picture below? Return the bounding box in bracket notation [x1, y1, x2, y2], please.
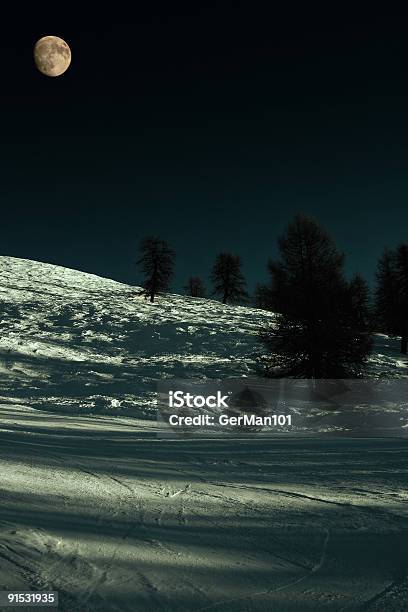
[0, 256, 276, 417]
[1, 256, 408, 421]
[1, 256, 407, 418]
[1, 257, 408, 611]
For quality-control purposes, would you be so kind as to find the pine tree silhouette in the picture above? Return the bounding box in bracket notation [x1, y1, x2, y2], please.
[137, 237, 175, 303]
[375, 245, 408, 353]
[184, 276, 206, 297]
[395, 245, 408, 354]
[375, 249, 399, 335]
[348, 274, 371, 332]
[254, 283, 274, 310]
[258, 214, 372, 378]
[211, 253, 248, 304]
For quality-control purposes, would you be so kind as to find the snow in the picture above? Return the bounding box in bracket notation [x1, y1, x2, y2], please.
[0, 256, 275, 416]
[0, 256, 407, 611]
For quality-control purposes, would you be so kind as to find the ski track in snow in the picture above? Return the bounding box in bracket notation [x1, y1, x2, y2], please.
[0, 257, 408, 611]
[192, 528, 331, 612]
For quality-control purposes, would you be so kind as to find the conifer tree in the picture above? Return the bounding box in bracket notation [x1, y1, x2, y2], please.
[395, 244, 408, 354]
[211, 253, 248, 304]
[375, 249, 399, 335]
[184, 276, 206, 297]
[254, 283, 274, 310]
[348, 274, 371, 332]
[375, 245, 408, 353]
[259, 214, 372, 378]
[137, 237, 175, 303]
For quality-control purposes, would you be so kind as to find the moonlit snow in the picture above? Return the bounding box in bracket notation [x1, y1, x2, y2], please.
[0, 256, 407, 611]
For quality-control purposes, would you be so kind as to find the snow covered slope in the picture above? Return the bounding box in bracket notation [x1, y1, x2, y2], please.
[1, 256, 407, 421]
[1, 257, 408, 611]
[0, 256, 275, 417]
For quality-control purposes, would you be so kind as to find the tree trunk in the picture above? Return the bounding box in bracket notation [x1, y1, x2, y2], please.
[401, 335, 408, 354]
[150, 293, 154, 303]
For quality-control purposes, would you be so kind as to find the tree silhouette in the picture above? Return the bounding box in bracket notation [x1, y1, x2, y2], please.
[395, 244, 408, 354]
[137, 237, 175, 303]
[211, 253, 248, 304]
[375, 245, 408, 353]
[258, 214, 372, 378]
[254, 283, 274, 310]
[375, 249, 399, 335]
[184, 276, 206, 297]
[348, 274, 371, 332]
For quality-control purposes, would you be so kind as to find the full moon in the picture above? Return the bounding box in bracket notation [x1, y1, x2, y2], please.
[34, 36, 71, 77]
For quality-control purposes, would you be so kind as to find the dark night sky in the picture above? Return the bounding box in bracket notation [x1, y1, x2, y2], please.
[1, 4, 408, 293]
